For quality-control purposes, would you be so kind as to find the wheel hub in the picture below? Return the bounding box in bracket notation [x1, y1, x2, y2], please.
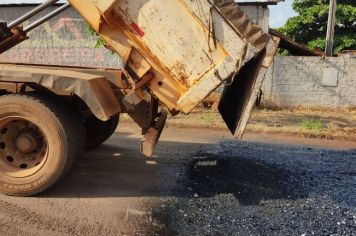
[0, 117, 48, 177]
[16, 131, 39, 154]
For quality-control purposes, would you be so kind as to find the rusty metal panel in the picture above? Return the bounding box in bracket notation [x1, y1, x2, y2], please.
[0, 26, 28, 54]
[116, 0, 228, 86]
[219, 36, 280, 138]
[69, 0, 269, 114]
[0, 63, 121, 121]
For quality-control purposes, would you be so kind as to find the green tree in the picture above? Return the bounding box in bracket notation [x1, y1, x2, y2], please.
[279, 0, 356, 54]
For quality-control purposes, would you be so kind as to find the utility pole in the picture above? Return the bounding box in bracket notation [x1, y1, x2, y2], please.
[325, 0, 337, 56]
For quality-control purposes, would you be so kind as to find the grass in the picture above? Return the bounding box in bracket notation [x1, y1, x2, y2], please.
[201, 111, 216, 126]
[300, 118, 325, 132]
[119, 107, 356, 142]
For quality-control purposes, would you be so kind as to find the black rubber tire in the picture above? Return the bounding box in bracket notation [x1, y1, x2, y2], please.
[85, 114, 120, 150]
[0, 94, 85, 196]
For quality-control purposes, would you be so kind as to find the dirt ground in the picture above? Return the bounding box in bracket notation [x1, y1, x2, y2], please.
[167, 107, 356, 141]
[0, 123, 355, 235]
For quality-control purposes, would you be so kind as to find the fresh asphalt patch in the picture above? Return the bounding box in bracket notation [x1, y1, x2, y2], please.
[164, 141, 356, 235]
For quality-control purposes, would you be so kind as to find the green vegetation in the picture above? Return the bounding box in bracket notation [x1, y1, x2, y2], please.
[201, 112, 215, 126]
[300, 118, 326, 131]
[87, 25, 106, 48]
[279, 0, 356, 54]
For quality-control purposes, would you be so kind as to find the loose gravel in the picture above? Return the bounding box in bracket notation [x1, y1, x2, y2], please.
[168, 141, 356, 236]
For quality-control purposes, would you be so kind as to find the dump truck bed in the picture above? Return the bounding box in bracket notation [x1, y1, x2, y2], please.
[68, 0, 279, 137]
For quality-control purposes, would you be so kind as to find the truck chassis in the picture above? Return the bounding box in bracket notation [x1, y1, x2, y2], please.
[0, 0, 279, 196]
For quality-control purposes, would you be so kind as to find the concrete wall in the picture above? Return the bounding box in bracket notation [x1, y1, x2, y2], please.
[261, 54, 356, 108]
[0, 6, 121, 68]
[239, 5, 269, 33]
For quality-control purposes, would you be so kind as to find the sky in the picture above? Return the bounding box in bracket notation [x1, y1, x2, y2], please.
[269, 0, 298, 28]
[1, 0, 297, 28]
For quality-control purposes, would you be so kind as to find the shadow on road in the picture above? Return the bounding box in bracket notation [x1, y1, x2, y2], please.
[42, 131, 356, 207]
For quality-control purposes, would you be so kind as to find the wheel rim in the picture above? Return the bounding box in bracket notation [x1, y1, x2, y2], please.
[0, 116, 48, 178]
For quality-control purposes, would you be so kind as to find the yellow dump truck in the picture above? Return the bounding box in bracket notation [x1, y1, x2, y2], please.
[0, 0, 279, 196]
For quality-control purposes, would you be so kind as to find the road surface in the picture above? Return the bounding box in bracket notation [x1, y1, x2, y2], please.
[0, 123, 355, 235]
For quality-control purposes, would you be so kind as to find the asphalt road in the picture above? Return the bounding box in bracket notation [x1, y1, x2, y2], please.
[0, 123, 355, 236]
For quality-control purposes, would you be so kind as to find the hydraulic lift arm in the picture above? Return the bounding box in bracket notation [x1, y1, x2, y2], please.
[0, 0, 70, 54]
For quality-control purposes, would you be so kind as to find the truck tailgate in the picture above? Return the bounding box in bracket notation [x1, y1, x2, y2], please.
[219, 37, 280, 138]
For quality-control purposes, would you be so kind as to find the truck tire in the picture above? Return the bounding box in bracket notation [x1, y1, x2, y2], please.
[85, 114, 120, 150]
[0, 94, 85, 196]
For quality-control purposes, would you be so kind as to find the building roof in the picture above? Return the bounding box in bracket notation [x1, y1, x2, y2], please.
[269, 28, 325, 57]
[0, 0, 283, 5]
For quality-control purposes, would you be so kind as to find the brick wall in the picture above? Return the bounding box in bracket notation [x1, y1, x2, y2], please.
[0, 6, 121, 68]
[262, 54, 356, 108]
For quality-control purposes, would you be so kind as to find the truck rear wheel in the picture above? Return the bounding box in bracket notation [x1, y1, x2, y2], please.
[85, 114, 119, 150]
[0, 95, 85, 196]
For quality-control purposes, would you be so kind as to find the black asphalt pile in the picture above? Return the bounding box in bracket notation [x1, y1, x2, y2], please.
[169, 142, 356, 235]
